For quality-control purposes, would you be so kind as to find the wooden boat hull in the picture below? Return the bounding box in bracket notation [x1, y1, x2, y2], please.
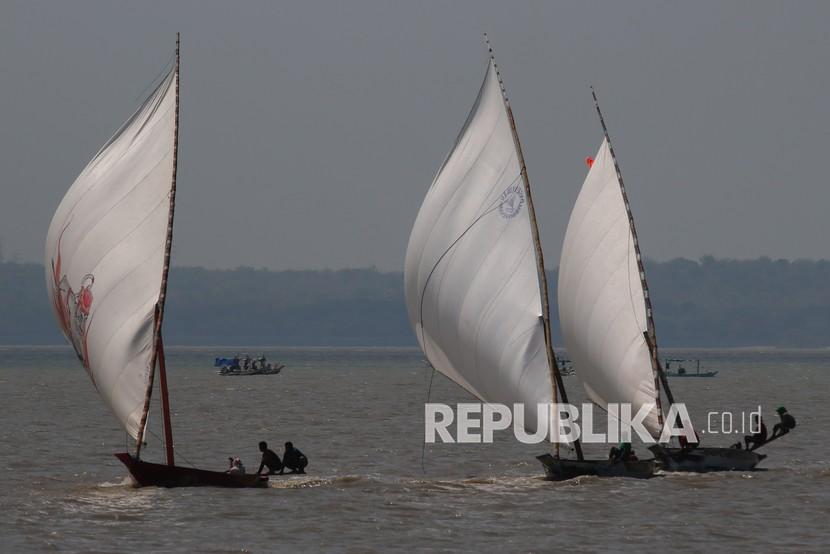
[648, 445, 765, 472]
[217, 365, 284, 376]
[666, 371, 718, 377]
[115, 453, 269, 488]
[536, 453, 655, 480]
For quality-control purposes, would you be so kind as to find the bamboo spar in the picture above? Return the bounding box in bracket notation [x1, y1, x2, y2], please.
[135, 33, 181, 458]
[589, 88, 675, 428]
[485, 35, 584, 461]
[157, 336, 175, 465]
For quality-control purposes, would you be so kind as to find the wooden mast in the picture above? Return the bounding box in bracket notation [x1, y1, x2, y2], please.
[135, 33, 181, 460]
[157, 335, 175, 466]
[589, 87, 675, 428]
[486, 35, 583, 461]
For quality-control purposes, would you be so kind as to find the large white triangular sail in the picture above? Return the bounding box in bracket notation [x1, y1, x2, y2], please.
[44, 66, 177, 441]
[404, 60, 552, 433]
[557, 139, 661, 437]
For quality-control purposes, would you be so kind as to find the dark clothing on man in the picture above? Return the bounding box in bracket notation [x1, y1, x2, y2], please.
[771, 413, 796, 439]
[608, 442, 633, 463]
[679, 430, 701, 450]
[745, 420, 768, 450]
[282, 445, 308, 474]
[257, 448, 283, 475]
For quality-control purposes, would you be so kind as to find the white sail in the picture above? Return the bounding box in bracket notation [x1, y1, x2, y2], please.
[557, 139, 661, 437]
[45, 67, 177, 440]
[404, 61, 552, 433]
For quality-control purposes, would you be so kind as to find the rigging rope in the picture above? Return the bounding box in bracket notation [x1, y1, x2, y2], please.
[134, 53, 176, 103]
[145, 427, 199, 469]
[420, 366, 436, 474]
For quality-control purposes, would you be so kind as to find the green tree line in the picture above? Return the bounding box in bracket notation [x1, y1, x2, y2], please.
[3, 257, 829, 347]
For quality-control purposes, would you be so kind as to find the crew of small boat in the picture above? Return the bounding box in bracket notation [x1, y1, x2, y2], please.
[214, 353, 284, 375]
[226, 440, 309, 476]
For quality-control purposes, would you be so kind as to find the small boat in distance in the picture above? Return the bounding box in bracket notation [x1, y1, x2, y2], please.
[665, 358, 718, 377]
[45, 35, 266, 488]
[215, 353, 284, 375]
[555, 357, 576, 376]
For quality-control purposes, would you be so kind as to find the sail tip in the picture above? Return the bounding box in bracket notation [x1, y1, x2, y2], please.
[483, 33, 494, 58]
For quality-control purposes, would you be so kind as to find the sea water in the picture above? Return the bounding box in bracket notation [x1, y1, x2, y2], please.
[0, 346, 828, 552]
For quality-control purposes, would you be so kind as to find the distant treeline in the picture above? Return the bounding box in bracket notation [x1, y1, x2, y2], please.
[4, 256, 830, 347]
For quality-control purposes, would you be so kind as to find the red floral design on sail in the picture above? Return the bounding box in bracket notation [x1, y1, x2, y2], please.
[50, 223, 96, 378]
[51, 225, 72, 338]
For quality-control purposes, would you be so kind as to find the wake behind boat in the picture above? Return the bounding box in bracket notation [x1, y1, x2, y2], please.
[45, 35, 266, 489]
[648, 445, 765, 472]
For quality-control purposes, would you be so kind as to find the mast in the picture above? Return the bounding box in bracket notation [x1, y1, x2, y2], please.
[590, 87, 675, 427]
[486, 35, 583, 460]
[135, 33, 181, 458]
[157, 335, 175, 465]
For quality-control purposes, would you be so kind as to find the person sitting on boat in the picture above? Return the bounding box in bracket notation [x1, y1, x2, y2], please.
[227, 456, 246, 475]
[744, 414, 768, 450]
[257, 441, 283, 475]
[608, 442, 635, 463]
[770, 407, 796, 439]
[280, 441, 308, 474]
[676, 415, 701, 451]
[678, 431, 700, 451]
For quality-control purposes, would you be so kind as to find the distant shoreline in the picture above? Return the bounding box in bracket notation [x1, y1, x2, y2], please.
[6, 257, 830, 348]
[0, 344, 830, 354]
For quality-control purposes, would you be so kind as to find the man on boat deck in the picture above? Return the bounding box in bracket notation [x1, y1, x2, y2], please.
[257, 441, 283, 475]
[770, 407, 796, 439]
[227, 456, 246, 475]
[677, 414, 701, 450]
[744, 414, 768, 450]
[281, 442, 308, 474]
[609, 442, 637, 462]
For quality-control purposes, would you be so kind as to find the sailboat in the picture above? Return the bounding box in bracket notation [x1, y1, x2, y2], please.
[45, 35, 267, 488]
[404, 40, 653, 481]
[665, 358, 718, 377]
[555, 88, 764, 473]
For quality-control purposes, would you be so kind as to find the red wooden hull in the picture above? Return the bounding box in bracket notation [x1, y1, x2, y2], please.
[115, 453, 268, 488]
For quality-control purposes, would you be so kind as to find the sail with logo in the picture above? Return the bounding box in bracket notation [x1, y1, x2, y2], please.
[45, 35, 267, 487]
[404, 55, 554, 435]
[405, 41, 657, 479]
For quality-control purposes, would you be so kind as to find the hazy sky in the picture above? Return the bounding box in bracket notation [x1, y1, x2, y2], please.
[1, 1, 828, 270]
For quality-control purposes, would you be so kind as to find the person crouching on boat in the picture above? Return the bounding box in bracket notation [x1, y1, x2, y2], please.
[257, 441, 283, 475]
[227, 456, 246, 475]
[608, 442, 637, 463]
[280, 442, 308, 474]
[672, 413, 701, 451]
[770, 407, 797, 439]
[744, 414, 768, 450]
